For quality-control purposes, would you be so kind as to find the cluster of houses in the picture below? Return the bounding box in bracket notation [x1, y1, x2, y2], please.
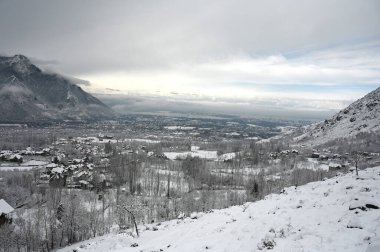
[310, 150, 380, 170]
[0, 151, 23, 163]
[310, 151, 378, 161]
[34, 135, 167, 192]
[266, 148, 380, 172]
[269, 149, 299, 159]
[36, 156, 113, 191]
[0, 138, 114, 192]
[0, 147, 52, 163]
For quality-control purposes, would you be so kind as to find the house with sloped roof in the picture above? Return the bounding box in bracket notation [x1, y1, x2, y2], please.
[0, 199, 14, 225]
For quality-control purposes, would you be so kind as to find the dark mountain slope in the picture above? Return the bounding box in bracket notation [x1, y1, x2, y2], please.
[0, 55, 114, 122]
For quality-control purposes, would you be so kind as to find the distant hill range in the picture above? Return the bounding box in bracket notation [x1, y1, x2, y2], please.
[288, 86, 380, 146]
[0, 54, 114, 122]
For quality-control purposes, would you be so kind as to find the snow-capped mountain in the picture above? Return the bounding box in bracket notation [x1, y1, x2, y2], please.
[290, 87, 380, 146]
[58, 166, 380, 252]
[0, 54, 114, 122]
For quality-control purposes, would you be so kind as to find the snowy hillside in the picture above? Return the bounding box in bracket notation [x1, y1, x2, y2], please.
[59, 166, 380, 252]
[291, 87, 380, 146]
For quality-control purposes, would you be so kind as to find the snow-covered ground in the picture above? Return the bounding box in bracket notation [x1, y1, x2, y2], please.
[164, 150, 218, 160]
[165, 126, 196, 130]
[163, 146, 237, 161]
[58, 167, 380, 252]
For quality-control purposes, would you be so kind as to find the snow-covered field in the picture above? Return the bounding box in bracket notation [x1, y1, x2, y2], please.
[0, 162, 46, 171]
[58, 167, 380, 252]
[163, 146, 237, 161]
[164, 150, 218, 160]
[165, 126, 196, 130]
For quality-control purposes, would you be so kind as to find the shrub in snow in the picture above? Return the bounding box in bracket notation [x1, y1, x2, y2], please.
[257, 237, 276, 250]
[268, 227, 288, 239]
[258, 231, 276, 250]
[130, 243, 138, 247]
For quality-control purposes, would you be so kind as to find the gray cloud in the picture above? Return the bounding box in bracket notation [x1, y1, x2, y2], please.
[0, 0, 379, 76]
[1, 0, 379, 121]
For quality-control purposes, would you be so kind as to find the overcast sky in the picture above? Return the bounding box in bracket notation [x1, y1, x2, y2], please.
[0, 0, 379, 119]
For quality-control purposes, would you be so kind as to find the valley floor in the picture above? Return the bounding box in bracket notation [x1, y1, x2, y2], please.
[58, 167, 380, 252]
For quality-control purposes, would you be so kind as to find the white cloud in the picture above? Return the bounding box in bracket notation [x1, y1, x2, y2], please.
[194, 54, 379, 85]
[82, 41, 380, 99]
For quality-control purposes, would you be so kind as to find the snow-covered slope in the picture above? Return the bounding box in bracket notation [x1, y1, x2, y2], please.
[59, 167, 380, 252]
[0, 54, 114, 122]
[291, 87, 380, 146]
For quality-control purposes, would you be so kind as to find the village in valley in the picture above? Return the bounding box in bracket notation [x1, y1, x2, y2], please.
[1, 1, 380, 250]
[1, 114, 379, 247]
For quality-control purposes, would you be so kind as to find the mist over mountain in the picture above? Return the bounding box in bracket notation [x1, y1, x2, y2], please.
[0, 55, 114, 122]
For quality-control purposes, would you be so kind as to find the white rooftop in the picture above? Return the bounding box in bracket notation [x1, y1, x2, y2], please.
[0, 199, 14, 215]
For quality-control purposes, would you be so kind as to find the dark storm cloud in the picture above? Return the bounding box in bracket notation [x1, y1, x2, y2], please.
[0, 0, 379, 76]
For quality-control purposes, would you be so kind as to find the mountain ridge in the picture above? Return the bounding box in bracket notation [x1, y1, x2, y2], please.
[0, 54, 115, 122]
[288, 86, 380, 146]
